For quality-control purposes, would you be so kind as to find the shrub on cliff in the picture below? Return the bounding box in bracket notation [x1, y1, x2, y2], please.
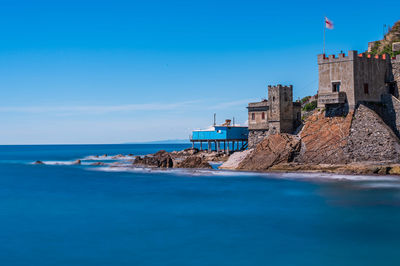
[300, 96, 311, 104]
[302, 100, 317, 111]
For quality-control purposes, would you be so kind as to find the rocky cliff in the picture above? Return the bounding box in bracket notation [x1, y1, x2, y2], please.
[232, 104, 400, 172]
[369, 20, 400, 56]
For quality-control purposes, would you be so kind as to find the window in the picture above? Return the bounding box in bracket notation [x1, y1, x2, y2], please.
[332, 82, 341, 92]
[261, 112, 265, 120]
[251, 113, 255, 120]
[272, 96, 275, 102]
[364, 83, 369, 94]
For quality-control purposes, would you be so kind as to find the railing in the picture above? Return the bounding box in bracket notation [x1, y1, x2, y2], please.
[318, 91, 346, 105]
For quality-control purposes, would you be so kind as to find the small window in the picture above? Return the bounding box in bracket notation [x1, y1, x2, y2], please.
[261, 112, 265, 120]
[251, 113, 255, 120]
[272, 96, 275, 101]
[364, 83, 369, 94]
[332, 82, 341, 92]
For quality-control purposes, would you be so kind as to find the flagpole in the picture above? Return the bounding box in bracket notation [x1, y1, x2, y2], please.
[323, 17, 326, 55]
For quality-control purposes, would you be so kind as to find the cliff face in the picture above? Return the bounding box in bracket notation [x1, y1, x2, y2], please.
[369, 20, 400, 56]
[236, 104, 400, 171]
[344, 104, 400, 162]
[296, 110, 353, 164]
[237, 134, 300, 171]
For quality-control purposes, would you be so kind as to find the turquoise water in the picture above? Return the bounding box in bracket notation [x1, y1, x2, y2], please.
[1, 144, 400, 266]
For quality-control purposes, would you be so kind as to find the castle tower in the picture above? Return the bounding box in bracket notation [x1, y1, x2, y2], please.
[268, 85, 294, 134]
[317, 51, 393, 112]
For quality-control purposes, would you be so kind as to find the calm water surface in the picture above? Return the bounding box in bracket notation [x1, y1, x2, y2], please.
[1, 144, 400, 266]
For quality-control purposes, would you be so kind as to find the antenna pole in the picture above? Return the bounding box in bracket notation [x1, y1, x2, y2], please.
[213, 113, 216, 126]
[383, 24, 386, 38]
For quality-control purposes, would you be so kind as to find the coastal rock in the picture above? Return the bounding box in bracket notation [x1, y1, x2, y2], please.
[90, 162, 106, 166]
[176, 156, 212, 169]
[237, 134, 301, 171]
[184, 148, 199, 155]
[112, 154, 125, 159]
[72, 160, 81, 165]
[237, 104, 400, 172]
[219, 149, 254, 170]
[296, 109, 353, 164]
[33, 160, 44, 165]
[389, 166, 400, 175]
[133, 150, 173, 168]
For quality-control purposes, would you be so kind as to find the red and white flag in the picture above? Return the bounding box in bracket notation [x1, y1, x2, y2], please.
[325, 17, 334, 29]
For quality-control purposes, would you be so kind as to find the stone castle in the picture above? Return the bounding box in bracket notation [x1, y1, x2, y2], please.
[247, 85, 301, 147]
[317, 51, 400, 114]
[247, 51, 400, 147]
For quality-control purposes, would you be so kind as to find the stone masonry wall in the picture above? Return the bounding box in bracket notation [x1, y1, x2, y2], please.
[392, 58, 400, 92]
[248, 130, 269, 148]
[343, 104, 400, 163]
[381, 94, 400, 138]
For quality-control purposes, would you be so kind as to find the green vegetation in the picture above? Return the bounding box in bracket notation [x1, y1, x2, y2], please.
[300, 96, 311, 104]
[302, 100, 317, 112]
[369, 41, 400, 57]
[369, 41, 381, 55]
[368, 20, 400, 57]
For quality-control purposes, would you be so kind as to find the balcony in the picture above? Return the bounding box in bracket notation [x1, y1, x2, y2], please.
[318, 91, 346, 105]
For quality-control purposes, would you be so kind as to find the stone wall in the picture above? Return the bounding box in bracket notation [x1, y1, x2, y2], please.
[318, 52, 356, 108]
[268, 85, 294, 133]
[353, 55, 390, 104]
[343, 104, 400, 163]
[318, 51, 390, 109]
[248, 101, 269, 130]
[248, 130, 269, 148]
[380, 94, 400, 138]
[392, 57, 400, 94]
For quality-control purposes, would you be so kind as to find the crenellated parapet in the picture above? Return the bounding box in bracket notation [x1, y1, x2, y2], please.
[318, 50, 394, 65]
[267, 84, 293, 90]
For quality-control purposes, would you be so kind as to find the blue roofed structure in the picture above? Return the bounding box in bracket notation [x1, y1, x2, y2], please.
[190, 119, 248, 153]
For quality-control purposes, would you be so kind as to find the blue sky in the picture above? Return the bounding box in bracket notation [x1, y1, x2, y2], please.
[0, 0, 399, 144]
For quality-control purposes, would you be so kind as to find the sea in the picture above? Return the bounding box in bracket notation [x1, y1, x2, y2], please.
[1, 144, 400, 266]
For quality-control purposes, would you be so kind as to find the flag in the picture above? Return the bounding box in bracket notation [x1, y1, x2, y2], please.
[325, 17, 334, 29]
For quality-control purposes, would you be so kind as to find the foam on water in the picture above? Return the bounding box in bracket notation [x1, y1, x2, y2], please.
[39, 160, 93, 166]
[91, 165, 400, 182]
[83, 155, 136, 161]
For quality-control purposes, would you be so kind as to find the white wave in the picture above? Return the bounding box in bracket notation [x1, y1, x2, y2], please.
[356, 182, 400, 189]
[275, 172, 400, 182]
[90, 165, 400, 182]
[82, 155, 136, 161]
[39, 160, 91, 166]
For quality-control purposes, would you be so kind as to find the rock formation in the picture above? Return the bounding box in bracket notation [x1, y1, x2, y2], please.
[134, 150, 173, 168]
[232, 104, 400, 173]
[295, 109, 353, 164]
[237, 134, 300, 171]
[344, 104, 400, 163]
[175, 156, 212, 169]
